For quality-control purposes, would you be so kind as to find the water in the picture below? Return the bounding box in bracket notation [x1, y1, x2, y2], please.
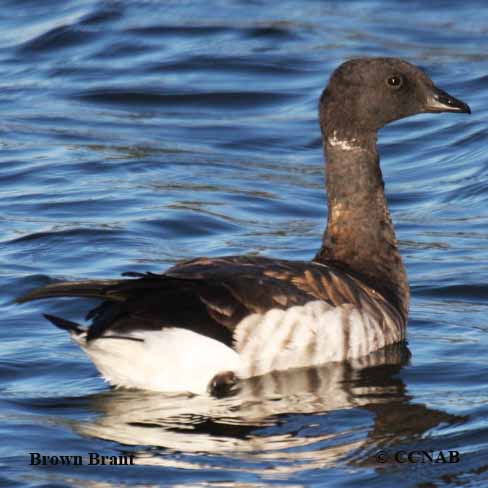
[1, 1, 487, 486]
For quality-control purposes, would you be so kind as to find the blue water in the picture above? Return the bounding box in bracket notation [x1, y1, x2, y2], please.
[1, 1, 487, 486]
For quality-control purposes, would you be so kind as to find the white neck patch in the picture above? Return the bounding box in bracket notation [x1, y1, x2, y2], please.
[327, 130, 361, 151]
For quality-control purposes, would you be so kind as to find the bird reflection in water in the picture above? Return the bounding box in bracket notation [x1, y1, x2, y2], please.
[71, 343, 462, 474]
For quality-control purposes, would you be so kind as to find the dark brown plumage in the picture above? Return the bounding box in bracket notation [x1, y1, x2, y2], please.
[18, 256, 403, 343]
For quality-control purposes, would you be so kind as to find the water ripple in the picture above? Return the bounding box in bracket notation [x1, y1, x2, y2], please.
[1, 1, 487, 487]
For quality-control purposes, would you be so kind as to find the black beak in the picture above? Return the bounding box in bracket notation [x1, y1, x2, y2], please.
[425, 86, 471, 114]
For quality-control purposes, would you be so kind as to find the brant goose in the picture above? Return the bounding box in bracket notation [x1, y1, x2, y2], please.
[17, 58, 470, 395]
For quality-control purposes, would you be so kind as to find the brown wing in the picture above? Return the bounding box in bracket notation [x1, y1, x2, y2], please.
[17, 255, 403, 346]
[165, 255, 404, 331]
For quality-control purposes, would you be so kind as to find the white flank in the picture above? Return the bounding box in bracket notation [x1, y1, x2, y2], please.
[73, 328, 240, 394]
[234, 301, 397, 379]
[69, 300, 402, 394]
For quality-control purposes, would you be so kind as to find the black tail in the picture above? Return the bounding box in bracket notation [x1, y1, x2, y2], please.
[43, 314, 84, 335]
[16, 279, 125, 304]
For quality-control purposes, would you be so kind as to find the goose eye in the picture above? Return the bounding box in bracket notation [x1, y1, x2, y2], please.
[387, 75, 403, 88]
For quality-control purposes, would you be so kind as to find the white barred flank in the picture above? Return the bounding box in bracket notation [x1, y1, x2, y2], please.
[234, 300, 403, 379]
[70, 299, 403, 394]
